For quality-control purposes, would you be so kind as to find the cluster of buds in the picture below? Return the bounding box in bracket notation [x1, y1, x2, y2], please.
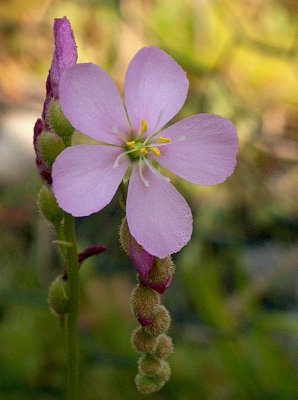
[119, 217, 175, 394]
[35, 17, 76, 317]
[33, 17, 77, 185]
[35, 17, 106, 318]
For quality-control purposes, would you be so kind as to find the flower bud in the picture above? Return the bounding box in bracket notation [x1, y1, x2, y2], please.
[154, 334, 174, 359]
[144, 305, 171, 337]
[146, 257, 175, 293]
[39, 131, 65, 166]
[48, 275, 69, 316]
[131, 327, 158, 354]
[157, 360, 171, 382]
[38, 185, 64, 224]
[47, 99, 74, 143]
[135, 374, 164, 395]
[138, 354, 163, 376]
[129, 239, 154, 281]
[131, 284, 160, 326]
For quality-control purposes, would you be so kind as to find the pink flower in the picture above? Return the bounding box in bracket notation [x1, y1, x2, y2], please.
[52, 47, 239, 258]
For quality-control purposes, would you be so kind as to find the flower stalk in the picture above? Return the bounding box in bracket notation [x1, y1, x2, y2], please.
[64, 212, 80, 400]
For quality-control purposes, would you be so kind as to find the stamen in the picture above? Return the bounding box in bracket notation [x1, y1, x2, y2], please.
[141, 119, 148, 133]
[139, 147, 149, 156]
[139, 157, 149, 187]
[126, 140, 136, 149]
[150, 147, 161, 157]
[113, 148, 138, 168]
[142, 157, 171, 183]
[158, 137, 171, 144]
[147, 135, 186, 148]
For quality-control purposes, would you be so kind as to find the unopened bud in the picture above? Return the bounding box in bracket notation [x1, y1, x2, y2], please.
[146, 256, 175, 293]
[48, 275, 69, 316]
[38, 185, 64, 224]
[119, 217, 155, 280]
[154, 334, 174, 359]
[39, 131, 65, 166]
[157, 360, 171, 382]
[131, 284, 160, 325]
[144, 305, 171, 337]
[129, 239, 154, 281]
[138, 354, 163, 376]
[135, 374, 164, 395]
[48, 100, 74, 143]
[131, 327, 158, 354]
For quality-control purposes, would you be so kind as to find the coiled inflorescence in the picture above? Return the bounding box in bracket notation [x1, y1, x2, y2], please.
[119, 217, 175, 394]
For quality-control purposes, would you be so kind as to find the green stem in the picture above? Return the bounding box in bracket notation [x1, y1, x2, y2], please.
[54, 221, 67, 258]
[64, 212, 80, 400]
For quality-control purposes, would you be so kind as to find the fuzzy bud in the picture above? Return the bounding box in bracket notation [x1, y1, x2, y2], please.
[138, 354, 163, 376]
[48, 99, 74, 142]
[48, 275, 69, 316]
[131, 327, 158, 354]
[157, 361, 171, 382]
[146, 257, 175, 293]
[135, 374, 164, 395]
[154, 334, 174, 359]
[131, 284, 160, 326]
[38, 185, 64, 224]
[39, 131, 65, 166]
[144, 305, 171, 337]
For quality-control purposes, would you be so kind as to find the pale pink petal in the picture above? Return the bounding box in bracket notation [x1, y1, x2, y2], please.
[126, 164, 192, 258]
[59, 63, 130, 145]
[124, 47, 189, 136]
[154, 114, 239, 185]
[52, 145, 128, 216]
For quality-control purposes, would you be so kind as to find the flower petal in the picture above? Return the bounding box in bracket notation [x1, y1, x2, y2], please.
[126, 163, 192, 258]
[124, 47, 189, 136]
[52, 145, 128, 216]
[59, 63, 130, 145]
[155, 114, 239, 185]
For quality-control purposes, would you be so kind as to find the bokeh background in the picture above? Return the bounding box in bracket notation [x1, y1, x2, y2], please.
[0, 0, 298, 399]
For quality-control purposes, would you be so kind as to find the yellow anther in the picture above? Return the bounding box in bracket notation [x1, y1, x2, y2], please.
[126, 140, 136, 149]
[158, 137, 171, 144]
[150, 147, 161, 157]
[141, 119, 148, 133]
[139, 147, 149, 156]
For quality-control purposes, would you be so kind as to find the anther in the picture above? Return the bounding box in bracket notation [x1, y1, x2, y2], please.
[141, 119, 148, 133]
[139, 147, 149, 156]
[150, 147, 161, 157]
[158, 137, 171, 144]
[127, 140, 136, 149]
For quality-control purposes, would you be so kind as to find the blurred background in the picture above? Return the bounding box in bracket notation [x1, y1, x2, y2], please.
[0, 0, 298, 399]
